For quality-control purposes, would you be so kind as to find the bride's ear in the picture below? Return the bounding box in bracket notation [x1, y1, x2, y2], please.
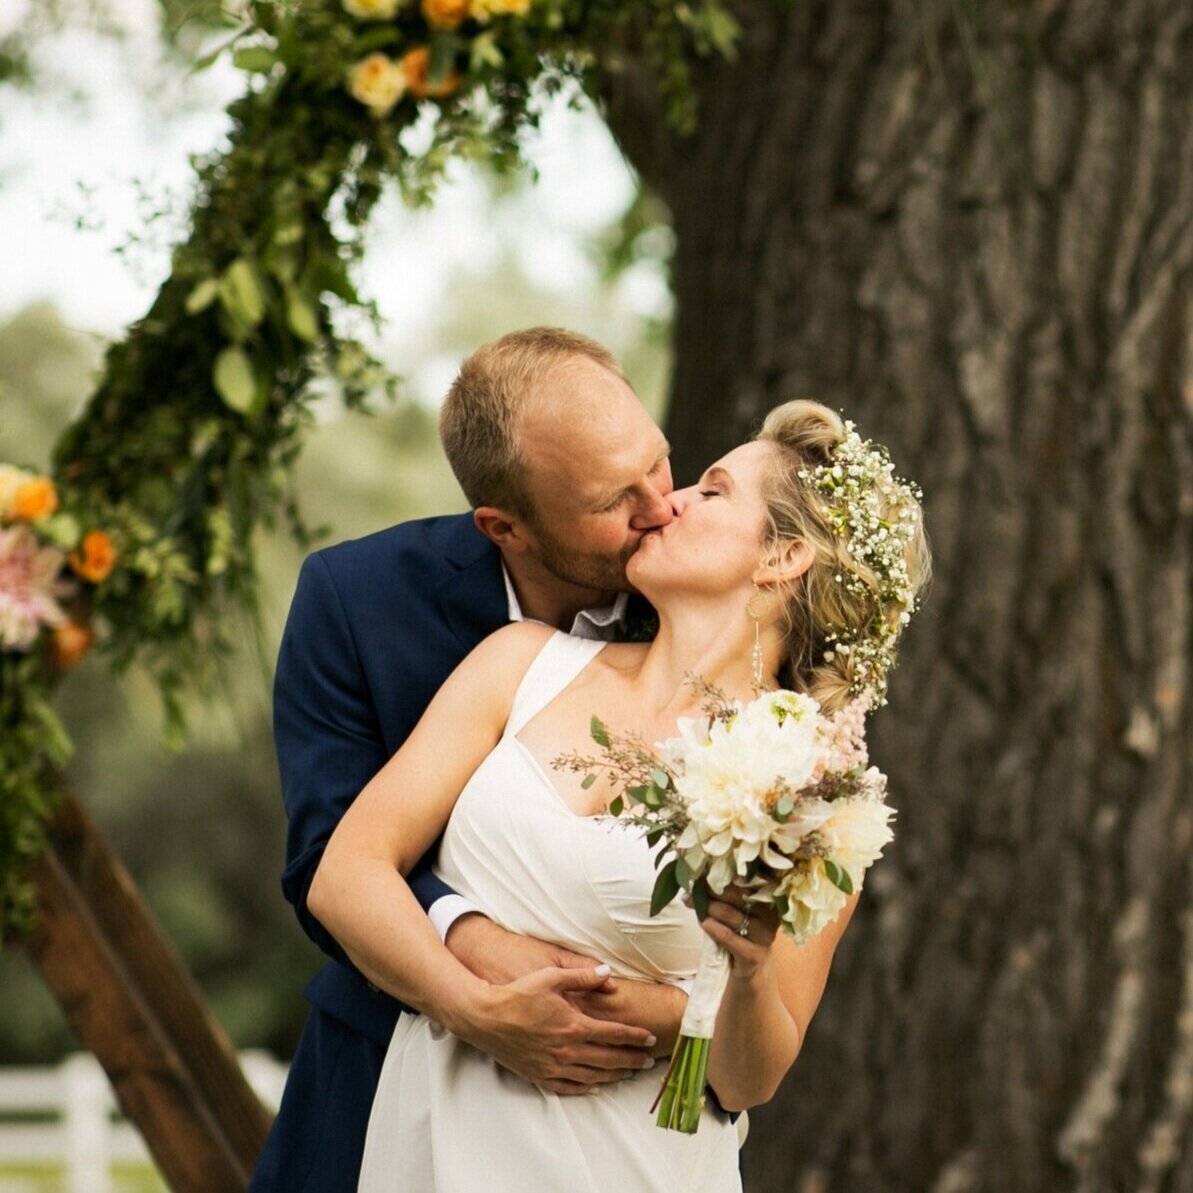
[755, 538, 814, 588]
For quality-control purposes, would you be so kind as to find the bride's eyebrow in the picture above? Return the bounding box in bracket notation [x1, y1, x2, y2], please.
[702, 466, 734, 489]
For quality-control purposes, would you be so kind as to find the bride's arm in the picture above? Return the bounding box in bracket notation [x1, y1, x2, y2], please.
[308, 622, 658, 1091]
[702, 890, 860, 1111]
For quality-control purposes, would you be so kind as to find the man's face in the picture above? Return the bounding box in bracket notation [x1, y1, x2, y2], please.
[516, 358, 674, 593]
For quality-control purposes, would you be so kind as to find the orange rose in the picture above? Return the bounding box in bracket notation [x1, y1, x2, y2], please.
[12, 477, 59, 522]
[421, 0, 468, 28]
[401, 46, 462, 99]
[68, 530, 117, 584]
[52, 622, 93, 669]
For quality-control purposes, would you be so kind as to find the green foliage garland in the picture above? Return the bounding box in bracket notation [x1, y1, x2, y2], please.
[1, 0, 744, 934]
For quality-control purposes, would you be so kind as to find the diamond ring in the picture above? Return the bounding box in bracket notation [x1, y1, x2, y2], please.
[737, 910, 751, 937]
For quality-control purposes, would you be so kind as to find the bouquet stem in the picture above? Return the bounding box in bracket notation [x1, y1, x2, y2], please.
[653, 935, 731, 1133]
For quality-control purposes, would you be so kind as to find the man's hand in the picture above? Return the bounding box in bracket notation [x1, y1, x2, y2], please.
[444, 915, 662, 1093]
[443, 964, 659, 1095]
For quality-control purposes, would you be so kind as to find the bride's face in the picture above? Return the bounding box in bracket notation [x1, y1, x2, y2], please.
[627, 441, 775, 598]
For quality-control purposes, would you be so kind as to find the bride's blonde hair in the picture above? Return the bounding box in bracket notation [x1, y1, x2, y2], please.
[755, 400, 931, 713]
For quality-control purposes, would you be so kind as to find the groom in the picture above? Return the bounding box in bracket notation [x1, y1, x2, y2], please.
[250, 327, 688, 1192]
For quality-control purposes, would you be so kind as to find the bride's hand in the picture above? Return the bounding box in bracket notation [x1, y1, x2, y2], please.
[698, 886, 780, 982]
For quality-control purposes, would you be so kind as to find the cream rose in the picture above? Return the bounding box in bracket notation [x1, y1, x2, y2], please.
[348, 53, 408, 117]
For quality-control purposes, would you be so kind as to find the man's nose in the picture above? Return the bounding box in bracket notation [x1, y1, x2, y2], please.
[630, 484, 676, 531]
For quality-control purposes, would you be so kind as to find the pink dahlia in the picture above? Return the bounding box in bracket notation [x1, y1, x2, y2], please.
[0, 524, 72, 651]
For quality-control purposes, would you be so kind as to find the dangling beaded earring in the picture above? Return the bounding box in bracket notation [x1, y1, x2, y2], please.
[745, 584, 770, 691]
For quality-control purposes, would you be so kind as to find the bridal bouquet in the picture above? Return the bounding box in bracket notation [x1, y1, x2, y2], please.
[555, 684, 894, 1133]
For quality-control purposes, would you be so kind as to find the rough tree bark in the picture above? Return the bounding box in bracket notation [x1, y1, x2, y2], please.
[609, 2, 1193, 1190]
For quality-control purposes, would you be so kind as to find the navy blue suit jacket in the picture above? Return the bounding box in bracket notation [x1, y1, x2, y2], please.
[274, 512, 508, 1047]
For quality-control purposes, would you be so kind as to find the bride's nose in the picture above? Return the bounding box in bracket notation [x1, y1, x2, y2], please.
[666, 486, 698, 516]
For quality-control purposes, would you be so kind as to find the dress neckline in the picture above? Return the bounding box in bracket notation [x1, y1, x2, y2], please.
[510, 735, 618, 823]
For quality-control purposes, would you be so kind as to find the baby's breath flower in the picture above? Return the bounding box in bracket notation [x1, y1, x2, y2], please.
[802, 421, 924, 706]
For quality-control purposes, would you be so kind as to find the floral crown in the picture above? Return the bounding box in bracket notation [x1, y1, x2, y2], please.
[797, 420, 924, 708]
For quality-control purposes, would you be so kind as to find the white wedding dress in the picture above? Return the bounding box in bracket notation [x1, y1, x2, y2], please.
[357, 631, 743, 1192]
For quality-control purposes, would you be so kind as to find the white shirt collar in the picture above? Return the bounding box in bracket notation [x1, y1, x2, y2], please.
[501, 563, 629, 642]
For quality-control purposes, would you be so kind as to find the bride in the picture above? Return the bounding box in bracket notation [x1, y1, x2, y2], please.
[308, 400, 930, 1191]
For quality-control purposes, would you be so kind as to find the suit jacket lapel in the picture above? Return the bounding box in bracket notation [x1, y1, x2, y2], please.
[435, 517, 508, 652]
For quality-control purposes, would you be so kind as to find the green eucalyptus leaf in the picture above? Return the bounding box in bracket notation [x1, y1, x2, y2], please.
[470, 31, 503, 71]
[353, 26, 400, 53]
[212, 347, 257, 414]
[675, 856, 692, 888]
[824, 859, 854, 895]
[643, 784, 663, 809]
[691, 876, 710, 921]
[285, 288, 320, 344]
[220, 258, 266, 328]
[627, 784, 648, 803]
[650, 858, 681, 917]
[650, 768, 670, 790]
[232, 46, 276, 73]
[646, 827, 663, 848]
[590, 716, 610, 747]
[185, 277, 220, 315]
[608, 795, 623, 816]
[580, 772, 597, 790]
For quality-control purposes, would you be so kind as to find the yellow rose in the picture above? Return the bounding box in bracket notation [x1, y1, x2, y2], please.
[400, 46, 462, 99]
[12, 477, 59, 522]
[343, 0, 403, 17]
[0, 464, 30, 520]
[421, 0, 469, 29]
[474, 0, 530, 16]
[348, 53, 408, 116]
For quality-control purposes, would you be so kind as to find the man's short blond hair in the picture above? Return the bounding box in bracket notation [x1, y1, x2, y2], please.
[439, 327, 628, 515]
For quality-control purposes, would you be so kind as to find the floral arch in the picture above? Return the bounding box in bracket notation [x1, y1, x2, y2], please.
[1, 0, 742, 931]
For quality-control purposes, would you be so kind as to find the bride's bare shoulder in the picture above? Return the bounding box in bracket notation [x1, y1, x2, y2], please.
[468, 621, 556, 671]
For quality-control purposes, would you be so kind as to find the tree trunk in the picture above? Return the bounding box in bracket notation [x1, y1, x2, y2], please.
[611, 2, 1193, 1189]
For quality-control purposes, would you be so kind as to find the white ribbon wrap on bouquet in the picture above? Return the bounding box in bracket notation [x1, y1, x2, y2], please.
[678, 934, 732, 1039]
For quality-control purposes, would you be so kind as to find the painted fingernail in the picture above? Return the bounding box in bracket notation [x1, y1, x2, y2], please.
[588, 1087, 601, 1096]
[594, 963, 611, 977]
[643, 1057, 656, 1069]
[645, 1034, 657, 1047]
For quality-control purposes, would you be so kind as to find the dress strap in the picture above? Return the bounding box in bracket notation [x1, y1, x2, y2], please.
[504, 631, 606, 738]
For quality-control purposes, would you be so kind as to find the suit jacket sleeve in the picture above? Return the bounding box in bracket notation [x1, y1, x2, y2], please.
[274, 550, 455, 963]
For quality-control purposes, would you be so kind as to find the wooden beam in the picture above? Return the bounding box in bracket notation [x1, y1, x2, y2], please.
[23, 790, 272, 1192]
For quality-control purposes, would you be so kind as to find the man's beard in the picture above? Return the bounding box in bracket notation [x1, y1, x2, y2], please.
[529, 517, 637, 594]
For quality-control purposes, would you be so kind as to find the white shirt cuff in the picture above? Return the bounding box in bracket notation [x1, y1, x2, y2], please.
[428, 893, 483, 943]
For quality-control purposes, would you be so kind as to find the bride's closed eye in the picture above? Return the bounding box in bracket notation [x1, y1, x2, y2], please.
[699, 490, 722, 499]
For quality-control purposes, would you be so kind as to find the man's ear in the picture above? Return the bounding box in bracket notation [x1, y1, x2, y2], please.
[473, 506, 533, 553]
[756, 539, 815, 588]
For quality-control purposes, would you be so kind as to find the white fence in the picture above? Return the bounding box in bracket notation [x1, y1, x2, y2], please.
[0, 1052, 287, 1193]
